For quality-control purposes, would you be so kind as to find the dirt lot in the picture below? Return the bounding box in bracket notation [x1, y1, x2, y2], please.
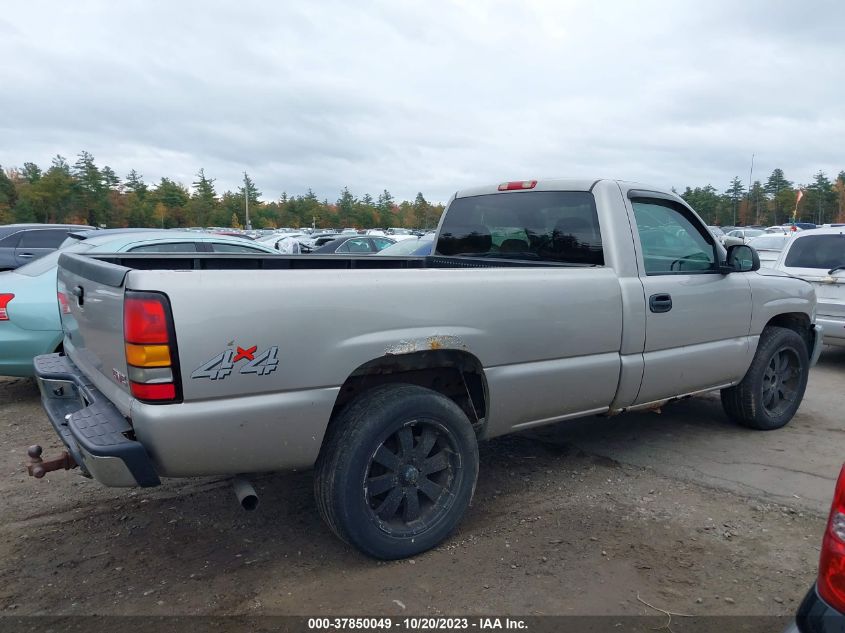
[1, 348, 843, 621]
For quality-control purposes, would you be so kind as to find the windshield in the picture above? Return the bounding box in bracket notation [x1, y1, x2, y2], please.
[784, 234, 845, 270]
[436, 191, 603, 265]
[15, 242, 95, 277]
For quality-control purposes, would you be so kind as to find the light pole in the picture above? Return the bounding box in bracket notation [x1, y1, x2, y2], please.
[747, 153, 755, 224]
[244, 172, 252, 230]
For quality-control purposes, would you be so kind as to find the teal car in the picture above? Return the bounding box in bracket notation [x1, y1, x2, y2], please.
[0, 230, 279, 377]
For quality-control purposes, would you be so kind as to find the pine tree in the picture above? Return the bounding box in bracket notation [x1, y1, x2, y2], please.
[191, 169, 218, 227]
[413, 192, 430, 228]
[377, 189, 394, 216]
[765, 169, 793, 224]
[125, 170, 148, 198]
[337, 187, 355, 226]
[725, 177, 746, 225]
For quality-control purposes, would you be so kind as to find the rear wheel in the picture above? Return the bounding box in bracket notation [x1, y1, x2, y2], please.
[720, 326, 809, 430]
[314, 384, 479, 559]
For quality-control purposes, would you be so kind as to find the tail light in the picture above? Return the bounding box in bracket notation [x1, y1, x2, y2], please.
[57, 291, 71, 315]
[498, 180, 537, 191]
[123, 291, 181, 403]
[818, 464, 845, 611]
[0, 293, 13, 320]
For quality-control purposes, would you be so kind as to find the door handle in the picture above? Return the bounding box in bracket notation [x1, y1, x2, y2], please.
[18, 253, 33, 258]
[649, 293, 672, 313]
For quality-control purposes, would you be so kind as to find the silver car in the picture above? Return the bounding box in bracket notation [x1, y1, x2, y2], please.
[775, 227, 845, 346]
[0, 223, 95, 270]
[747, 234, 791, 268]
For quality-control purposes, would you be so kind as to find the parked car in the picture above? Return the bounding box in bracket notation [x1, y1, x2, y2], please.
[724, 228, 766, 247]
[375, 235, 435, 256]
[256, 232, 308, 250]
[385, 228, 420, 241]
[312, 235, 395, 254]
[300, 232, 342, 252]
[212, 231, 254, 240]
[0, 224, 95, 270]
[767, 225, 803, 235]
[708, 226, 726, 240]
[29, 178, 821, 560]
[785, 464, 845, 633]
[747, 234, 792, 268]
[0, 231, 278, 377]
[774, 227, 845, 347]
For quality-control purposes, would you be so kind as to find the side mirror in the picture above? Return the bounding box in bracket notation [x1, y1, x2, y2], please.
[724, 244, 760, 273]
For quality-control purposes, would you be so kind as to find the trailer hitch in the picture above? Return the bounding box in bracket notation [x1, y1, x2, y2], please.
[26, 445, 77, 478]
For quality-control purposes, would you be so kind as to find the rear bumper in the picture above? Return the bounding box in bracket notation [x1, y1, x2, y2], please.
[788, 584, 845, 633]
[817, 315, 845, 347]
[33, 353, 160, 487]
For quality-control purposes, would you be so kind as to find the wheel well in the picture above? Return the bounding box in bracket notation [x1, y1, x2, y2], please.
[765, 313, 813, 354]
[330, 350, 488, 433]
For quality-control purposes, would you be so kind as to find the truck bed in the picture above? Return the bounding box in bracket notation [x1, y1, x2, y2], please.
[62, 252, 581, 277]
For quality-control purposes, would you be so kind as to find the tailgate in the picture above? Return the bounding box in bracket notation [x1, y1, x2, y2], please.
[57, 253, 135, 415]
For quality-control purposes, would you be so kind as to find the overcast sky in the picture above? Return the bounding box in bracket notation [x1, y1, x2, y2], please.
[1, 0, 842, 203]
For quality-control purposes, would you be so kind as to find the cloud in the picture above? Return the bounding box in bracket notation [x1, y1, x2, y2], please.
[1, 0, 842, 202]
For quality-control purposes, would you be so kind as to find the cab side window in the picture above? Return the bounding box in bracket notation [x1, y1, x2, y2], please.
[632, 199, 718, 275]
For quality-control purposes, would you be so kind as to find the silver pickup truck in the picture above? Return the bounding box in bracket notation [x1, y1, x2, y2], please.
[29, 178, 823, 559]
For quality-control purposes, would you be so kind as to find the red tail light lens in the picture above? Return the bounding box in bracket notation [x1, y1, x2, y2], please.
[129, 382, 176, 401]
[818, 464, 845, 611]
[57, 291, 71, 315]
[498, 180, 537, 191]
[123, 291, 180, 404]
[124, 297, 169, 344]
[0, 293, 14, 320]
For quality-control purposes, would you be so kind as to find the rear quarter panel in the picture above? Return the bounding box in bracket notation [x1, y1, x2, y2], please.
[125, 265, 624, 474]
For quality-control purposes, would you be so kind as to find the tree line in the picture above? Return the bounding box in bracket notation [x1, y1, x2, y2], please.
[680, 169, 845, 227]
[1, 152, 843, 230]
[0, 152, 445, 230]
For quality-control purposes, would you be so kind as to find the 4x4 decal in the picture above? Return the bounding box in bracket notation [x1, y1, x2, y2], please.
[191, 344, 279, 380]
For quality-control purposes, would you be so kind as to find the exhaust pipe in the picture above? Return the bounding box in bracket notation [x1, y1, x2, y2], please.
[232, 476, 259, 511]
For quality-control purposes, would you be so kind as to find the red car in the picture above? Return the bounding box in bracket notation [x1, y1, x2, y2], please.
[787, 464, 845, 632]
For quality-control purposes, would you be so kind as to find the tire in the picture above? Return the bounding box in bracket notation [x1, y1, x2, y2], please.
[720, 326, 809, 430]
[314, 383, 479, 559]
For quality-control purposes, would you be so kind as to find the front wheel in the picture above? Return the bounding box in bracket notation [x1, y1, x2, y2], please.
[314, 384, 479, 559]
[720, 326, 810, 430]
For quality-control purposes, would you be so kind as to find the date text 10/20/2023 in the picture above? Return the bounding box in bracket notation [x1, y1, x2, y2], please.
[307, 617, 528, 630]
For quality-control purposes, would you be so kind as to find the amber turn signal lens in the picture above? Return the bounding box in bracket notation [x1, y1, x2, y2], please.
[125, 343, 171, 367]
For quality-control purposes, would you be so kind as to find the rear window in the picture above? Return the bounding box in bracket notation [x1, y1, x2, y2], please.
[436, 191, 603, 265]
[784, 234, 845, 269]
[0, 230, 22, 247]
